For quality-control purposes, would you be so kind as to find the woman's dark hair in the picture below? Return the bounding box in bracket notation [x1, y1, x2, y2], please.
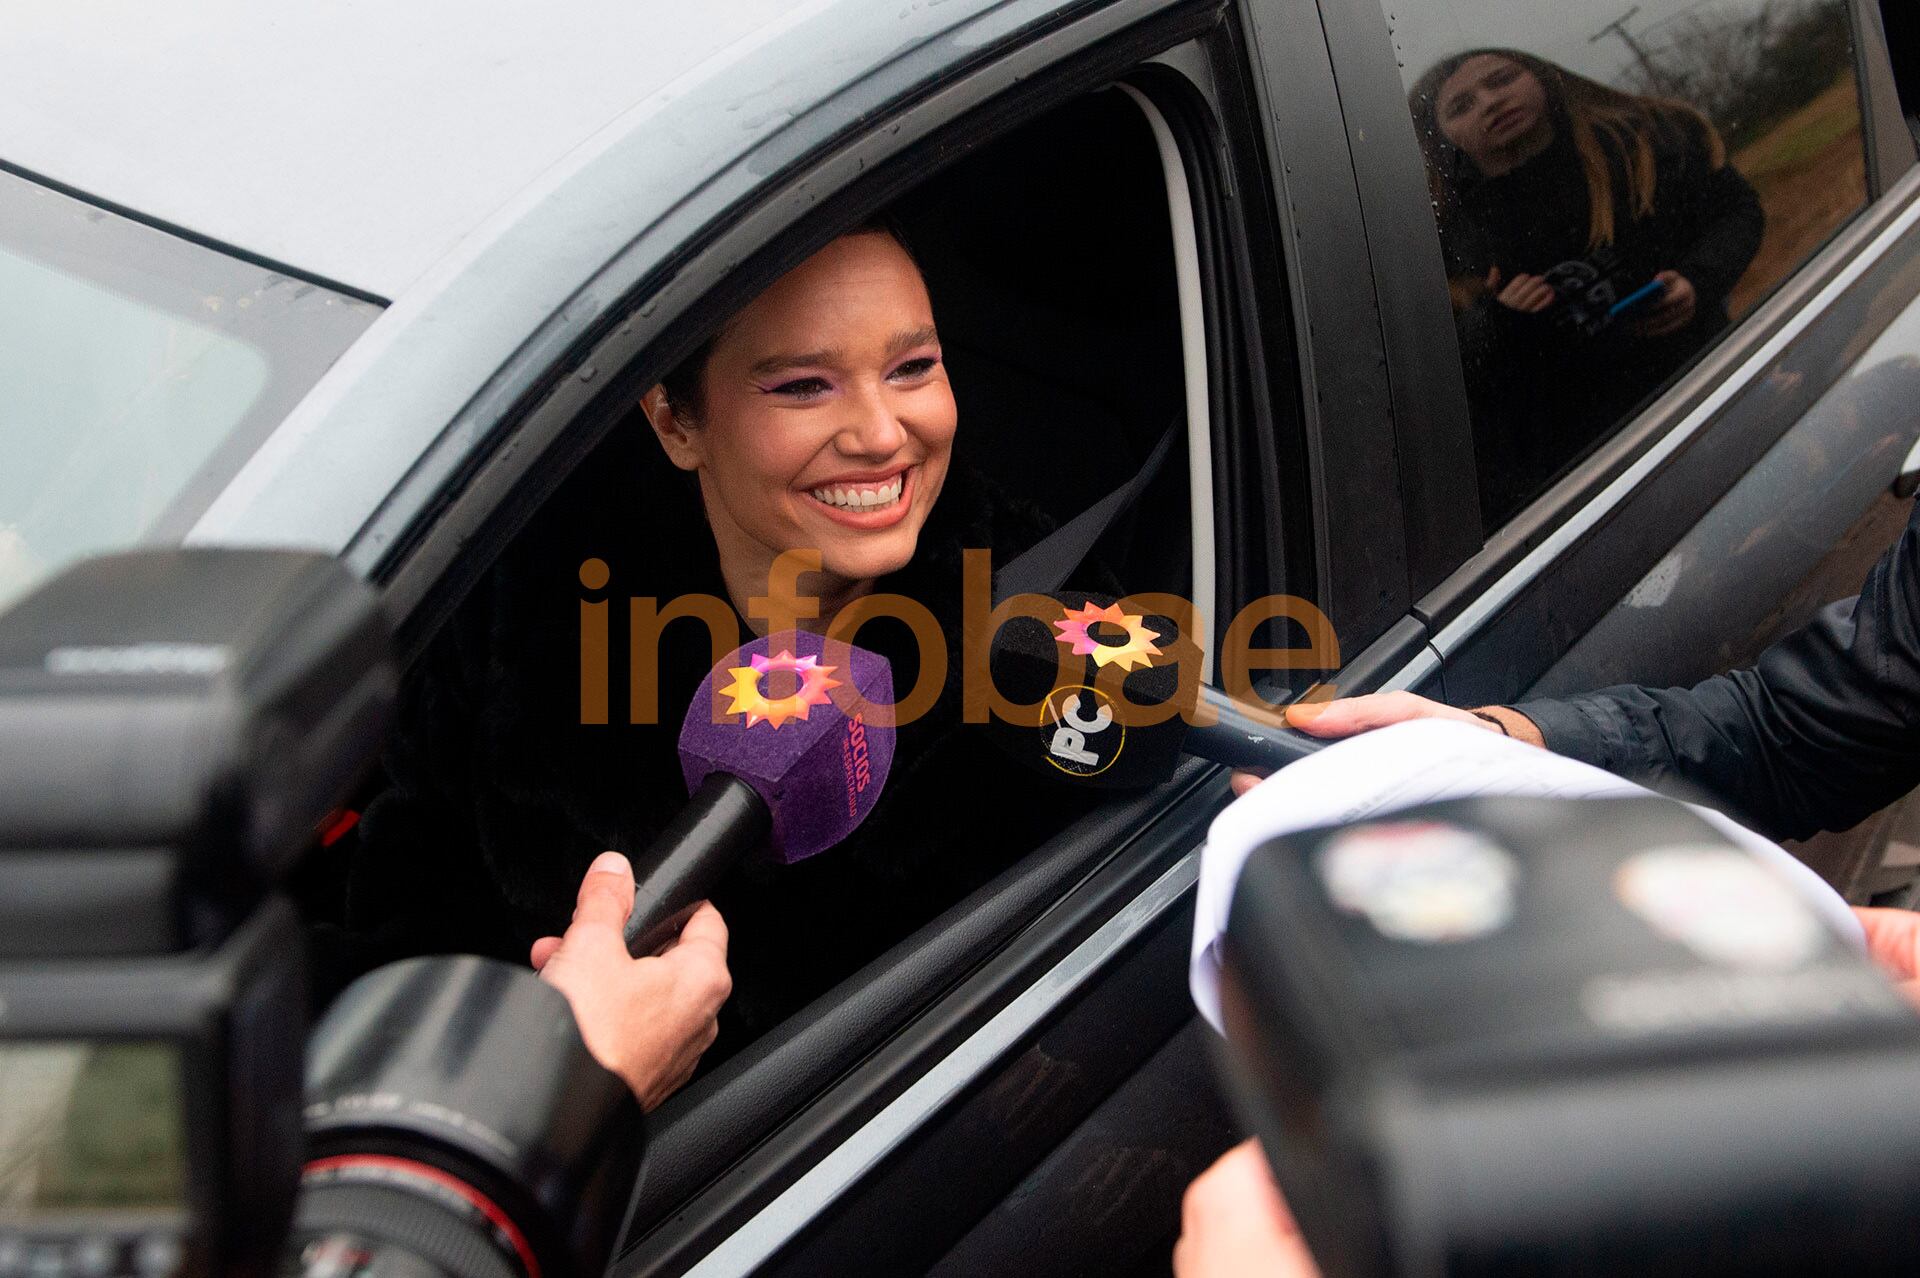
[656, 217, 922, 422]
[1408, 48, 1728, 256]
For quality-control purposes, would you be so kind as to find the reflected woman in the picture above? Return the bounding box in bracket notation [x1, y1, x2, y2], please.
[1409, 49, 1764, 525]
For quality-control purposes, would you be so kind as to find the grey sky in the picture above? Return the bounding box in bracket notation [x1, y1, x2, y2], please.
[1384, 0, 1790, 92]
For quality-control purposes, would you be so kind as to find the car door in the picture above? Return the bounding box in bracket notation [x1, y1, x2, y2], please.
[1322, 0, 1920, 894]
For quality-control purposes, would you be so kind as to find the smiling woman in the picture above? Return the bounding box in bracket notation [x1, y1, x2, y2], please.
[320, 220, 1123, 1074]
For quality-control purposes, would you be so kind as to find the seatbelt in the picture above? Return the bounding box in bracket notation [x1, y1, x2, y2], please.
[990, 423, 1179, 602]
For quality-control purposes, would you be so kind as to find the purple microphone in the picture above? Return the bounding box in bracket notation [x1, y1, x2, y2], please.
[623, 631, 894, 956]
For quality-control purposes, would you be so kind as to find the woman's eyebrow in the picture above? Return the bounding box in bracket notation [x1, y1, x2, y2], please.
[888, 325, 940, 356]
[747, 349, 839, 378]
[746, 326, 939, 377]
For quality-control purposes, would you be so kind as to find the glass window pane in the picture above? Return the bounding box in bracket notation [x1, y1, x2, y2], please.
[0, 171, 383, 612]
[1383, 0, 1868, 528]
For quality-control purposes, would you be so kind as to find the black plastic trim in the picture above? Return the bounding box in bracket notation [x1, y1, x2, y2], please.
[922, 1019, 1237, 1275]
[771, 901, 1204, 1274]
[1205, 26, 1317, 613]
[1313, 0, 1483, 598]
[1236, 0, 1410, 650]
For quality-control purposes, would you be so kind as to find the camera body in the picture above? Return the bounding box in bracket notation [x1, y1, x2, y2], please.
[0, 550, 639, 1278]
[1218, 796, 1920, 1276]
[0, 551, 391, 1277]
[0, 903, 306, 1278]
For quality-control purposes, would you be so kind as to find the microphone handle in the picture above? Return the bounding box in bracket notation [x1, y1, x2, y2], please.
[1183, 685, 1328, 771]
[624, 772, 772, 957]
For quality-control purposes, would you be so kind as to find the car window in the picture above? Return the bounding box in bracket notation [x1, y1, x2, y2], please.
[0, 170, 382, 612]
[315, 86, 1191, 1072]
[1379, 0, 1869, 529]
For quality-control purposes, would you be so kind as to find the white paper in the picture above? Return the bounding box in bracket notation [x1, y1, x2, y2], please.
[1189, 719, 1863, 1032]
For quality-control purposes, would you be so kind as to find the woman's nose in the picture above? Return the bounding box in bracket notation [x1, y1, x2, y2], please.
[835, 386, 908, 457]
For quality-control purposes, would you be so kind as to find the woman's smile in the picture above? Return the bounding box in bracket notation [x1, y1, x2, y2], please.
[803, 464, 915, 528]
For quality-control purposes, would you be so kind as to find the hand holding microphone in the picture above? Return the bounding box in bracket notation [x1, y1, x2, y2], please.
[531, 852, 731, 1111]
[533, 631, 895, 1106]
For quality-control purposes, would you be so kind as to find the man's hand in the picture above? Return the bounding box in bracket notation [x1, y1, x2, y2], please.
[1487, 266, 1556, 314]
[1227, 694, 1543, 797]
[1174, 1139, 1320, 1278]
[531, 851, 731, 1111]
[1628, 269, 1697, 337]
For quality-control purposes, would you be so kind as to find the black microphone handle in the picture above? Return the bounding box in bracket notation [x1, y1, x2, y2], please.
[1182, 685, 1328, 771]
[624, 772, 772, 957]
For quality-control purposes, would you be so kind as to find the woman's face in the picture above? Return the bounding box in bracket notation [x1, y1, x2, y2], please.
[1435, 54, 1553, 175]
[647, 232, 956, 594]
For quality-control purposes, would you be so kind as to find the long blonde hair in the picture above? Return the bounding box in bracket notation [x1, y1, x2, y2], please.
[1409, 48, 1728, 252]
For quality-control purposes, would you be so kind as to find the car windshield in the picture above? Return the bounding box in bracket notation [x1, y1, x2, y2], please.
[0, 168, 382, 612]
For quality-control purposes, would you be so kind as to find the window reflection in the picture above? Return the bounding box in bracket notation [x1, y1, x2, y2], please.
[1388, 1, 1865, 528]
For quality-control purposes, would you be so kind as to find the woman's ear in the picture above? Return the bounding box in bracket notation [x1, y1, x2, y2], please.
[640, 385, 702, 472]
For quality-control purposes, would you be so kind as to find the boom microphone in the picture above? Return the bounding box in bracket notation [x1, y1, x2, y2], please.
[985, 592, 1323, 788]
[624, 631, 894, 955]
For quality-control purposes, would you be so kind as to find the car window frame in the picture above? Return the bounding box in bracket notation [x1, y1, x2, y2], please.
[1233, 0, 1417, 655]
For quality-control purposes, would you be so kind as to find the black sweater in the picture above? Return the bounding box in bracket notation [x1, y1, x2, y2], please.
[315, 450, 1109, 1053]
[1440, 117, 1764, 521]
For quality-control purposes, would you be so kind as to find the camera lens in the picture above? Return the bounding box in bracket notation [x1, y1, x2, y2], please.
[298, 956, 642, 1278]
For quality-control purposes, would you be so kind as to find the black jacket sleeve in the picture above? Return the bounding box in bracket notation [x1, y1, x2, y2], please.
[1517, 500, 1920, 842]
[1665, 128, 1765, 310]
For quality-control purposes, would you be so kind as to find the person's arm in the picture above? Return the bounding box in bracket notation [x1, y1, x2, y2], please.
[1271, 504, 1920, 841]
[1515, 504, 1920, 842]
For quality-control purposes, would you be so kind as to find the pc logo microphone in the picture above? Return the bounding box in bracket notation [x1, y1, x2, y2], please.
[1039, 684, 1124, 777]
[989, 592, 1324, 790]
